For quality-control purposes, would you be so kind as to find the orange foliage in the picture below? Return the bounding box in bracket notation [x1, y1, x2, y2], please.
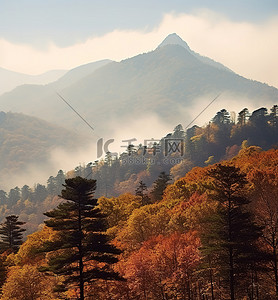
[124, 231, 201, 299]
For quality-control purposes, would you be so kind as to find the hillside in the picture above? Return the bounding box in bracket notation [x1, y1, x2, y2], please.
[0, 111, 87, 189]
[0, 34, 277, 135]
[1, 147, 278, 299]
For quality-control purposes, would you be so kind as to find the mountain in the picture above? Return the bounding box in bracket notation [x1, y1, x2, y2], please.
[0, 111, 88, 190]
[51, 59, 112, 90]
[0, 34, 278, 135]
[0, 68, 67, 96]
[158, 33, 233, 72]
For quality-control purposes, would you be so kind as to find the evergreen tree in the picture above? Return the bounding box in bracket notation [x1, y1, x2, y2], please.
[173, 124, 185, 138]
[269, 105, 278, 127]
[55, 170, 65, 193]
[212, 109, 230, 125]
[0, 190, 7, 206]
[0, 215, 26, 253]
[135, 181, 150, 205]
[237, 108, 249, 126]
[7, 187, 21, 208]
[21, 185, 32, 201]
[33, 184, 48, 202]
[249, 107, 268, 126]
[41, 176, 122, 300]
[46, 176, 56, 195]
[202, 165, 263, 300]
[150, 172, 171, 201]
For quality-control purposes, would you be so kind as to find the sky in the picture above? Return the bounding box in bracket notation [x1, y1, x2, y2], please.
[0, 0, 278, 87]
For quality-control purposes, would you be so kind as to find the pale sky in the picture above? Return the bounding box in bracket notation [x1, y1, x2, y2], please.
[1, 0, 278, 87]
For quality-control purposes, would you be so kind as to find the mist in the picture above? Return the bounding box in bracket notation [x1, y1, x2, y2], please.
[1, 10, 278, 88]
[0, 92, 275, 192]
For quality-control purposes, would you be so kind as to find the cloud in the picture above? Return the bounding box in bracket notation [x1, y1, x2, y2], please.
[0, 10, 278, 88]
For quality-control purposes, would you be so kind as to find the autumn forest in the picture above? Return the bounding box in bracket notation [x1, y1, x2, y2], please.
[0, 105, 278, 299]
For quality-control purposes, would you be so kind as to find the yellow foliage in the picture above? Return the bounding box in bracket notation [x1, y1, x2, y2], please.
[14, 226, 56, 266]
[1, 265, 57, 300]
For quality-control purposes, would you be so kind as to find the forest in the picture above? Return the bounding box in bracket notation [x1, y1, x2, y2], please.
[0, 105, 278, 299]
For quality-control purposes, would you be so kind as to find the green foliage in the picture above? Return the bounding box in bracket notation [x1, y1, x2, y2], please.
[150, 172, 171, 202]
[201, 164, 264, 299]
[0, 215, 26, 253]
[135, 181, 150, 205]
[41, 176, 122, 299]
[0, 105, 278, 236]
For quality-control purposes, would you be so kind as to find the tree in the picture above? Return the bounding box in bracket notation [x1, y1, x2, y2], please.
[125, 231, 201, 299]
[7, 187, 21, 208]
[41, 176, 122, 300]
[237, 108, 249, 126]
[0, 190, 7, 206]
[203, 164, 262, 300]
[1, 265, 56, 300]
[172, 124, 185, 138]
[249, 107, 268, 125]
[33, 183, 48, 202]
[46, 176, 56, 195]
[135, 181, 150, 205]
[270, 105, 278, 127]
[21, 185, 32, 201]
[212, 109, 230, 125]
[150, 172, 171, 201]
[249, 168, 278, 297]
[0, 215, 26, 253]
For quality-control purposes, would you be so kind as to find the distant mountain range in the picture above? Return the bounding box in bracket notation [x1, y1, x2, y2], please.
[0, 68, 67, 96]
[0, 33, 277, 136]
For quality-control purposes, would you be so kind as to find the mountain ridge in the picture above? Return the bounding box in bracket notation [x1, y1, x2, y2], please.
[0, 34, 277, 135]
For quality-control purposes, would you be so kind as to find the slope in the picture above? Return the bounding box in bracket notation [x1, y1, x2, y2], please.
[0, 34, 277, 135]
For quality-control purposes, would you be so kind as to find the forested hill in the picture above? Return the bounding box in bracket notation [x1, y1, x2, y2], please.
[0, 105, 277, 235]
[1, 145, 278, 298]
[0, 34, 277, 134]
[0, 111, 87, 190]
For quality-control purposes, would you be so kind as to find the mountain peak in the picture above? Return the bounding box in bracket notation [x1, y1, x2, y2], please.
[157, 33, 191, 51]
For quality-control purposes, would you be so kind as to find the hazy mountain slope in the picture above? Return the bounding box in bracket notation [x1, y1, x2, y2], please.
[0, 111, 87, 189]
[0, 34, 277, 134]
[0, 67, 67, 96]
[0, 60, 114, 130]
[50, 43, 278, 133]
[52, 59, 112, 90]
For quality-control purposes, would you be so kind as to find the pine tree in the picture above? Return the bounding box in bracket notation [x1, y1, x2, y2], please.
[150, 172, 171, 201]
[212, 109, 230, 125]
[237, 108, 249, 126]
[202, 164, 263, 300]
[0, 215, 26, 253]
[41, 176, 122, 300]
[135, 181, 150, 205]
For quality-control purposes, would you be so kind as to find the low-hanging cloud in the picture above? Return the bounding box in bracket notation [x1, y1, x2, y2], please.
[0, 10, 277, 88]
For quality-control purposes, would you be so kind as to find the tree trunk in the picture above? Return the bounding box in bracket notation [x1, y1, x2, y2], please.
[273, 244, 278, 299]
[78, 194, 84, 300]
[208, 256, 215, 300]
[228, 198, 235, 300]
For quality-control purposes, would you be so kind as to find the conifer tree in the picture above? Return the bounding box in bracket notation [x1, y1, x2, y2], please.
[135, 181, 150, 205]
[41, 176, 122, 300]
[0, 215, 26, 253]
[202, 164, 263, 300]
[150, 172, 171, 201]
